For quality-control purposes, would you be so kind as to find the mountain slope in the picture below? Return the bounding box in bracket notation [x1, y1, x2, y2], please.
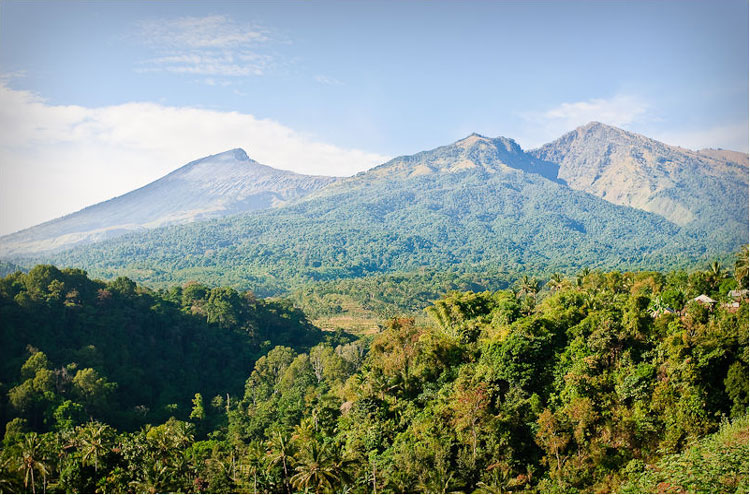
[0, 149, 336, 256]
[36, 134, 714, 294]
[529, 122, 748, 242]
[361, 133, 560, 181]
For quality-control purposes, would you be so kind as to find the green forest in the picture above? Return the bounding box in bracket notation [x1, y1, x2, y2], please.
[32, 169, 737, 296]
[0, 247, 747, 493]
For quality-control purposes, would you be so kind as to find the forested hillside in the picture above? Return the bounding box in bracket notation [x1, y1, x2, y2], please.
[32, 150, 727, 294]
[0, 249, 747, 493]
[4, 128, 746, 299]
[0, 265, 331, 433]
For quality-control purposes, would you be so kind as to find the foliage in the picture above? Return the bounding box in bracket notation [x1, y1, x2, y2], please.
[0, 252, 748, 493]
[0, 266, 324, 432]
[15, 169, 741, 296]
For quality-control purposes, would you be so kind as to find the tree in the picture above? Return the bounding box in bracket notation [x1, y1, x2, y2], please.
[290, 440, 346, 493]
[108, 276, 137, 296]
[536, 409, 570, 481]
[265, 430, 296, 492]
[9, 354, 57, 430]
[547, 273, 566, 292]
[18, 433, 50, 494]
[451, 383, 491, 462]
[516, 275, 540, 297]
[0, 455, 19, 493]
[20, 352, 51, 380]
[75, 421, 114, 473]
[72, 368, 116, 417]
[23, 265, 63, 300]
[205, 287, 243, 328]
[190, 393, 206, 422]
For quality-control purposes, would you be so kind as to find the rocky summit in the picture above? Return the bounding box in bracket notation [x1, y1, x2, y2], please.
[529, 122, 748, 234]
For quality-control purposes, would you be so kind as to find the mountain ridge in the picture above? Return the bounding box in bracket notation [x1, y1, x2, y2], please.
[2, 123, 747, 269]
[0, 148, 337, 255]
[361, 133, 561, 181]
[25, 128, 733, 294]
[529, 122, 748, 234]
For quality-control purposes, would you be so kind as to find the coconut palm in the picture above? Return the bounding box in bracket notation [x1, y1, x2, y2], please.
[75, 422, 112, 472]
[709, 260, 724, 277]
[516, 275, 540, 297]
[18, 433, 50, 494]
[265, 431, 296, 492]
[547, 273, 565, 292]
[290, 440, 348, 493]
[576, 267, 591, 288]
[243, 440, 267, 494]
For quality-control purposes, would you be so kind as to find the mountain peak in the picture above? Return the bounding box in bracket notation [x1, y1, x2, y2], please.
[228, 148, 249, 161]
[177, 148, 254, 174]
[580, 121, 605, 129]
[206, 148, 250, 161]
[454, 132, 491, 147]
[576, 121, 629, 135]
[360, 132, 557, 181]
[453, 133, 522, 152]
[530, 121, 749, 228]
[0, 146, 336, 255]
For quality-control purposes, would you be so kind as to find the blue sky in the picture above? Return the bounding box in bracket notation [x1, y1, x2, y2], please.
[0, 0, 748, 234]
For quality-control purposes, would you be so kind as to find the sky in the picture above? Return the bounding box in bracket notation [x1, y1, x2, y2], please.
[0, 0, 748, 235]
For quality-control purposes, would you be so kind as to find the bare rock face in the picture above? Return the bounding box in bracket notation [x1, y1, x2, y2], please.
[0, 149, 337, 255]
[530, 122, 748, 232]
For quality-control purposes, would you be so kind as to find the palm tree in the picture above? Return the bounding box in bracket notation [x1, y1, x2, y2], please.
[290, 441, 347, 493]
[19, 433, 50, 494]
[515, 275, 540, 297]
[576, 267, 591, 288]
[75, 422, 112, 472]
[425, 302, 451, 334]
[648, 296, 669, 317]
[243, 441, 266, 494]
[709, 260, 724, 277]
[265, 431, 295, 492]
[547, 273, 565, 292]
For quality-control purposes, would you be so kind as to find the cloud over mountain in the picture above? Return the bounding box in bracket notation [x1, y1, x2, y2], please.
[0, 83, 390, 236]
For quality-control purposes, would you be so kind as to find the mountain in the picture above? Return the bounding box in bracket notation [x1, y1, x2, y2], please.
[0, 149, 336, 256]
[361, 133, 560, 181]
[697, 148, 749, 165]
[34, 133, 715, 293]
[529, 122, 748, 243]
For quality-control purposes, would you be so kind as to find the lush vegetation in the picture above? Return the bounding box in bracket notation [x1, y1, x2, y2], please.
[0, 265, 331, 433]
[620, 416, 748, 493]
[288, 268, 516, 331]
[19, 169, 739, 296]
[0, 248, 747, 493]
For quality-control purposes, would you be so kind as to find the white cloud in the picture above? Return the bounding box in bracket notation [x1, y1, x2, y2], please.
[138, 15, 269, 49]
[0, 84, 390, 236]
[517, 94, 650, 148]
[314, 75, 343, 86]
[135, 15, 274, 78]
